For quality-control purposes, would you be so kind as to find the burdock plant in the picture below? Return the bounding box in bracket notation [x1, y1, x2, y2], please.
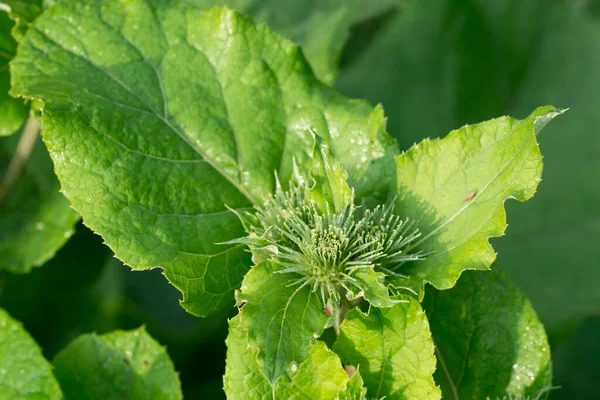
[4, 1, 564, 398]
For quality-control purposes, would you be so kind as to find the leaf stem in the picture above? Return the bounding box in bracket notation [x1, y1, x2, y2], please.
[0, 117, 39, 207]
[333, 291, 364, 336]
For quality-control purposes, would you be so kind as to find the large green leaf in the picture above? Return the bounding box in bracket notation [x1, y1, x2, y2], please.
[334, 298, 440, 400]
[224, 316, 361, 399]
[495, 5, 600, 333]
[0, 308, 63, 399]
[52, 327, 182, 400]
[0, 120, 80, 272]
[10, 2, 397, 316]
[236, 261, 329, 383]
[390, 107, 562, 296]
[423, 267, 552, 399]
[0, 11, 28, 136]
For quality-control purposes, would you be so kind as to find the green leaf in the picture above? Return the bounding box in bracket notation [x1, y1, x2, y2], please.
[353, 268, 399, 308]
[52, 327, 182, 400]
[339, 369, 368, 400]
[236, 261, 329, 383]
[10, 3, 397, 316]
[306, 136, 352, 214]
[334, 298, 441, 400]
[423, 267, 552, 399]
[0, 11, 28, 137]
[224, 315, 361, 399]
[389, 107, 563, 296]
[0, 119, 80, 272]
[0, 308, 63, 400]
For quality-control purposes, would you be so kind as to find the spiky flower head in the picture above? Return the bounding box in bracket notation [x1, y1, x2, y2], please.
[234, 181, 423, 306]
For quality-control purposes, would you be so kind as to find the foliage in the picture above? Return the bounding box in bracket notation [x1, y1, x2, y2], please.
[0, 0, 594, 398]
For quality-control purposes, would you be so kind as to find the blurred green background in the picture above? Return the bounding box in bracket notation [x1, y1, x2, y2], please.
[1, 0, 598, 398]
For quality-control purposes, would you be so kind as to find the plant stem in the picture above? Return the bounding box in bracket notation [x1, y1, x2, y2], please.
[0, 117, 39, 207]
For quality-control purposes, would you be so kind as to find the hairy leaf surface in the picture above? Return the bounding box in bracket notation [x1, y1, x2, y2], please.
[0, 121, 80, 272]
[224, 316, 361, 399]
[0, 308, 63, 399]
[52, 327, 182, 400]
[390, 107, 563, 295]
[11, 2, 397, 316]
[424, 267, 552, 399]
[334, 298, 440, 400]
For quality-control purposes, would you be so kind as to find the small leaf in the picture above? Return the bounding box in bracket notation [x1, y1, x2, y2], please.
[236, 261, 328, 383]
[10, 3, 397, 316]
[0, 120, 80, 272]
[306, 136, 352, 214]
[424, 267, 552, 399]
[334, 298, 441, 400]
[52, 326, 182, 400]
[224, 316, 362, 399]
[353, 268, 399, 308]
[390, 107, 564, 296]
[0, 308, 63, 400]
[339, 368, 368, 400]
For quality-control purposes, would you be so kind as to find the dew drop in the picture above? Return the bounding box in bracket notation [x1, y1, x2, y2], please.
[290, 362, 298, 373]
[312, 332, 319, 339]
[512, 363, 519, 369]
[125, 350, 133, 358]
[36, 222, 45, 231]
